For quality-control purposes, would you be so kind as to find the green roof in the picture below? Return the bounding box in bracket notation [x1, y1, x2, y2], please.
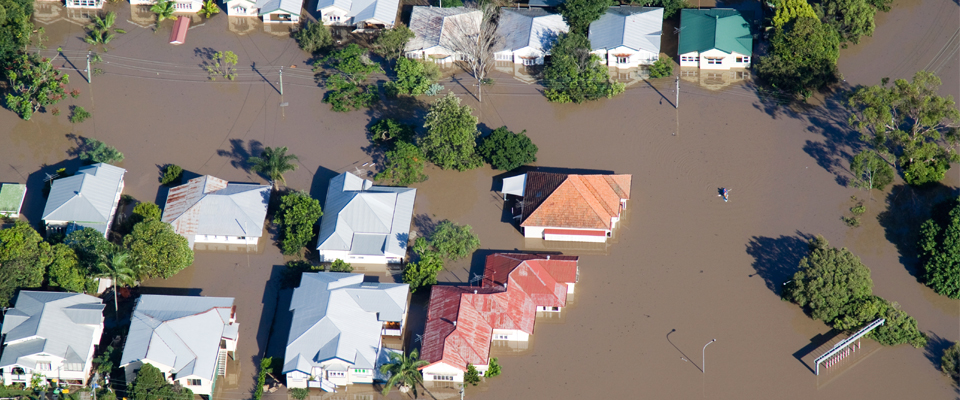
[678, 9, 753, 56]
[0, 183, 26, 215]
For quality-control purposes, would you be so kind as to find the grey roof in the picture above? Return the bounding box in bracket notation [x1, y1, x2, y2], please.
[283, 273, 409, 374]
[405, 6, 481, 52]
[42, 163, 125, 227]
[257, 0, 302, 15]
[589, 7, 663, 53]
[317, 0, 399, 26]
[0, 291, 104, 369]
[316, 172, 416, 259]
[161, 175, 271, 239]
[496, 9, 568, 54]
[120, 295, 235, 381]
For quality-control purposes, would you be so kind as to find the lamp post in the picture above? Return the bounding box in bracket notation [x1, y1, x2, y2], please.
[702, 339, 716, 373]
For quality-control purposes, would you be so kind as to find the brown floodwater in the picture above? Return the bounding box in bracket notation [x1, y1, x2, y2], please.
[1, 0, 958, 398]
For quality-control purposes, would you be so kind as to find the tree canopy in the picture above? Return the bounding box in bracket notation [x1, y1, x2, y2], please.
[131, 363, 194, 400]
[543, 32, 624, 103]
[248, 146, 299, 188]
[559, 0, 610, 34]
[375, 141, 429, 186]
[403, 243, 444, 294]
[386, 56, 441, 97]
[374, 25, 415, 61]
[293, 21, 332, 54]
[848, 71, 960, 186]
[370, 118, 415, 144]
[65, 227, 114, 272]
[773, 0, 817, 29]
[0, 0, 34, 66]
[379, 349, 429, 397]
[478, 126, 538, 171]
[124, 220, 193, 280]
[274, 191, 323, 256]
[756, 14, 839, 97]
[0, 222, 65, 305]
[849, 150, 894, 191]
[317, 44, 381, 112]
[428, 220, 481, 261]
[45, 242, 92, 294]
[815, 0, 891, 45]
[918, 201, 960, 298]
[943, 341, 960, 381]
[78, 138, 124, 164]
[421, 93, 483, 171]
[5, 53, 69, 121]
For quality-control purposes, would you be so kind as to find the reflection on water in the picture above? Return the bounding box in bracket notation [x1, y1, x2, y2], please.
[494, 60, 540, 85]
[128, 4, 155, 28]
[33, 1, 93, 26]
[679, 67, 752, 91]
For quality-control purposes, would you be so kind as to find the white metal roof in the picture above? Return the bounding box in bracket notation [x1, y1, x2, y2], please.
[283, 273, 409, 374]
[589, 6, 663, 53]
[405, 6, 481, 53]
[0, 291, 104, 369]
[42, 163, 125, 233]
[496, 9, 568, 54]
[317, 0, 399, 26]
[502, 174, 527, 198]
[257, 0, 302, 15]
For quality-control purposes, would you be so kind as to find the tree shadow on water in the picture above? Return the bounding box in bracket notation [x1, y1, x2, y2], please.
[876, 183, 958, 279]
[923, 332, 954, 376]
[216, 138, 263, 174]
[745, 232, 814, 295]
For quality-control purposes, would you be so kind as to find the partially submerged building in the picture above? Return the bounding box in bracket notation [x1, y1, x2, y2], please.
[317, 0, 399, 28]
[0, 292, 105, 387]
[405, 6, 481, 64]
[41, 163, 125, 237]
[316, 172, 416, 264]
[589, 6, 663, 68]
[119, 295, 238, 396]
[161, 175, 271, 249]
[283, 272, 410, 391]
[494, 8, 568, 66]
[678, 9, 753, 70]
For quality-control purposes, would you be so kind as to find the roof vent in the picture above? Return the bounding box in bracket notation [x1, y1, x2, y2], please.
[546, 255, 550, 260]
[453, 320, 457, 326]
[474, 290, 477, 294]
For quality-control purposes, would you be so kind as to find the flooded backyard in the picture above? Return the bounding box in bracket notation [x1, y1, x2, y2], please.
[0, 0, 958, 398]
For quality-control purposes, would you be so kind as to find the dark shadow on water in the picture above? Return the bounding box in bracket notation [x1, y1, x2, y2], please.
[137, 286, 202, 296]
[264, 287, 293, 362]
[924, 332, 953, 376]
[23, 157, 83, 228]
[217, 138, 263, 174]
[793, 330, 839, 374]
[666, 329, 702, 373]
[745, 232, 814, 295]
[412, 213, 437, 239]
[876, 183, 958, 279]
[307, 165, 339, 205]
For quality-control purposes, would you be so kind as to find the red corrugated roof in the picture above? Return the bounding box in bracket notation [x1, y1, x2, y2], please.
[520, 172, 632, 230]
[420, 254, 579, 371]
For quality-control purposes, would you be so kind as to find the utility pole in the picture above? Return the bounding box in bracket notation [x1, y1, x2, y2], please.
[675, 76, 679, 109]
[279, 66, 283, 95]
[702, 338, 716, 373]
[86, 51, 92, 84]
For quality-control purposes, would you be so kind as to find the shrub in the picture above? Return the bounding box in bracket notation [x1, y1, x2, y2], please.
[293, 21, 332, 54]
[160, 164, 183, 185]
[486, 357, 501, 377]
[330, 259, 353, 272]
[647, 58, 673, 78]
[70, 88, 81, 98]
[78, 138, 124, 164]
[70, 106, 92, 123]
[386, 57, 441, 96]
[943, 341, 960, 381]
[274, 192, 323, 255]
[428, 220, 480, 261]
[464, 364, 481, 385]
[51, 107, 60, 116]
[289, 388, 309, 400]
[254, 357, 272, 400]
[375, 141, 428, 186]
[478, 126, 538, 171]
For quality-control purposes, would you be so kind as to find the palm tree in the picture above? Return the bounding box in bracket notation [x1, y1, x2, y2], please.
[379, 349, 429, 398]
[96, 250, 138, 315]
[199, 0, 220, 18]
[248, 146, 299, 189]
[151, 0, 177, 23]
[85, 11, 117, 46]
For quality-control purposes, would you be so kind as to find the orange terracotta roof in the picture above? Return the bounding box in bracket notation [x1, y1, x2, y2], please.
[521, 173, 632, 230]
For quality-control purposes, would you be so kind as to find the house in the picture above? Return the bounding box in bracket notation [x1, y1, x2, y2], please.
[588, 6, 663, 69]
[405, 6, 481, 64]
[65, 0, 103, 9]
[257, 0, 301, 23]
[283, 272, 409, 391]
[161, 175, 271, 250]
[0, 183, 26, 218]
[130, 0, 202, 13]
[503, 171, 632, 242]
[316, 172, 416, 264]
[678, 9, 753, 70]
[419, 254, 578, 382]
[119, 295, 238, 397]
[41, 163, 125, 237]
[0, 291, 105, 387]
[493, 9, 567, 66]
[317, 0, 399, 28]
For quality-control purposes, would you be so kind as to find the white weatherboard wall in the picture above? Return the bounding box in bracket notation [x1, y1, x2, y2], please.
[193, 234, 259, 245]
[592, 46, 658, 68]
[422, 362, 489, 382]
[524, 226, 610, 242]
[491, 329, 530, 342]
[226, 0, 258, 16]
[65, 0, 103, 9]
[679, 49, 751, 70]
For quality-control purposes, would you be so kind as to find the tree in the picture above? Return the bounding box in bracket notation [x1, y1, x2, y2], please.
[486, 357, 501, 377]
[0, 222, 56, 306]
[293, 21, 332, 54]
[65, 227, 114, 273]
[849, 150, 894, 191]
[78, 138, 124, 164]
[403, 245, 443, 293]
[559, 0, 609, 34]
[84, 11, 117, 46]
[316, 44, 382, 112]
[330, 259, 353, 272]
[815, 0, 889, 45]
[254, 357, 272, 400]
[131, 363, 194, 400]
[943, 341, 960, 381]
[848, 71, 960, 186]
[45, 243, 91, 293]
[128, 202, 162, 230]
[69, 106, 92, 124]
[370, 118, 416, 144]
[478, 126, 538, 171]
[428, 221, 480, 260]
[831, 295, 926, 347]
[150, 0, 176, 23]
[543, 32, 624, 103]
[376, 141, 429, 186]
[96, 250, 138, 313]
[755, 15, 839, 97]
[205, 51, 238, 81]
[385, 56, 441, 96]
[373, 25, 415, 61]
[199, 0, 220, 18]
[248, 146, 299, 188]
[379, 349, 429, 398]
[0, 0, 34, 66]
[421, 93, 483, 171]
[782, 235, 873, 323]
[464, 364, 481, 385]
[274, 191, 323, 256]
[160, 164, 183, 185]
[772, 0, 818, 29]
[647, 57, 673, 78]
[918, 202, 960, 298]
[124, 220, 193, 280]
[5, 53, 69, 120]
[444, 4, 499, 102]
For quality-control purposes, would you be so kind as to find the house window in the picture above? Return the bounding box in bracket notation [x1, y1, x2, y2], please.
[353, 369, 369, 374]
[706, 58, 723, 65]
[522, 58, 537, 66]
[495, 53, 511, 61]
[680, 55, 696, 62]
[327, 15, 340, 22]
[616, 56, 629, 64]
[328, 371, 345, 378]
[233, 6, 246, 12]
[37, 362, 52, 371]
[187, 379, 202, 386]
[432, 375, 454, 381]
[736, 56, 750, 63]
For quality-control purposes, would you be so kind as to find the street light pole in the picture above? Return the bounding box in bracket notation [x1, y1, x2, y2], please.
[703, 339, 716, 373]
